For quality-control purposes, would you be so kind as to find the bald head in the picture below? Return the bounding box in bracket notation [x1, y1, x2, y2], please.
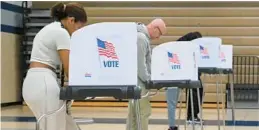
[150, 18, 166, 35]
[147, 18, 167, 39]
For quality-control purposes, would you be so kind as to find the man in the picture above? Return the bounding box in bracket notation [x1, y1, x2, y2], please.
[166, 32, 203, 130]
[126, 19, 167, 130]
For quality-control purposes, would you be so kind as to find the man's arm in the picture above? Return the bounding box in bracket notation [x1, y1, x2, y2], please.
[137, 33, 151, 82]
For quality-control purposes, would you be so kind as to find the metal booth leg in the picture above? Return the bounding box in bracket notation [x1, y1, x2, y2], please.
[216, 76, 221, 130]
[219, 73, 226, 130]
[229, 74, 236, 125]
[185, 89, 190, 130]
[190, 89, 196, 130]
[36, 101, 67, 130]
[185, 88, 196, 130]
[178, 88, 184, 129]
[197, 88, 204, 130]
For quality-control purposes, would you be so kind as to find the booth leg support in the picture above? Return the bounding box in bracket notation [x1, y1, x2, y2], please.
[185, 89, 190, 130]
[178, 89, 184, 129]
[201, 81, 205, 119]
[197, 88, 204, 130]
[216, 80, 221, 130]
[219, 74, 226, 130]
[230, 78, 236, 124]
[258, 90, 259, 113]
[190, 89, 196, 130]
[36, 101, 66, 130]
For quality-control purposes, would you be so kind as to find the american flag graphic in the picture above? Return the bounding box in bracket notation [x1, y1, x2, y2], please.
[97, 38, 118, 59]
[200, 45, 208, 55]
[168, 52, 180, 64]
[220, 52, 225, 59]
[85, 73, 91, 77]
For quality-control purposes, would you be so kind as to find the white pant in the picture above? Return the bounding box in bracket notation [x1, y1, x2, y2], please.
[22, 68, 80, 130]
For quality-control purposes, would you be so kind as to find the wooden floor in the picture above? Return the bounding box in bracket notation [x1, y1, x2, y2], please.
[1, 105, 259, 130]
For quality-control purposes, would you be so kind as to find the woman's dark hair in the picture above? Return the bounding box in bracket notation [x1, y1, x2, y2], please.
[191, 31, 202, 40]
[177, 31, 202, 41]
[51, 2, 87, 23]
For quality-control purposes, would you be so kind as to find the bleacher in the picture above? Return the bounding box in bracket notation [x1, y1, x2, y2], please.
[23, 1, 259, 108]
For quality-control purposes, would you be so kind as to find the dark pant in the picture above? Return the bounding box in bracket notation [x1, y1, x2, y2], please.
[186, 72, 203, 119]
[186, 87, 203, 119]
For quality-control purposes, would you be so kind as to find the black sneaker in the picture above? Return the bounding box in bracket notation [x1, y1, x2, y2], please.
[186, 117, 193, 124]
[194, 117, 204, 124]
[168, 126, 178, 130]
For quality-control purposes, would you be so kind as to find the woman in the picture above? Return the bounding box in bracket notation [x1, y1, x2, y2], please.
[185, 32, 203, 124]
[22, 2, 87, 130]
[167, 32, 203, 130]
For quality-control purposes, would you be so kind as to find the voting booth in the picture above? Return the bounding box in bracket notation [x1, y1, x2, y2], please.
[60, 22, 141, 100]
[149, 41, 203, 130]
[220, 45, 236, 125]
[191, 37, 235, 129]
[148, 41, 201, 89]
[58, 22, 145, 130]
[192, 37, 222, 73]
[219, 45, 233, 74]
[36, 22, 145, 130]
[192, 37, 233, 73]
[192, 37, 223, 128]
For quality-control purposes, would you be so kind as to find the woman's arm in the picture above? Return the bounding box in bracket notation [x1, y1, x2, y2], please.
[58, 50, 70, 78]
[55, 29, 71, 78]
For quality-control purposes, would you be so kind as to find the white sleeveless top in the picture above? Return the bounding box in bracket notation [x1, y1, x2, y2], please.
[30, 21, 70, 70]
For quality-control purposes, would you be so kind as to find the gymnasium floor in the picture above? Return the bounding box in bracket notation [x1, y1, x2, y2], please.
[1, 104, 259, 130]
